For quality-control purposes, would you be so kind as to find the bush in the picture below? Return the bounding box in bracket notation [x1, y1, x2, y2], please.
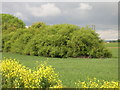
[23, 24, 112, 58]
[75, 78, 119, 88]
[10, 29, 34, 54]
[2, 29, 27, 52]
[2, 32, 14, 52]
[1, 58, 62, 88]
[2, 22, 112, 58]
[2, 28, 37, 53]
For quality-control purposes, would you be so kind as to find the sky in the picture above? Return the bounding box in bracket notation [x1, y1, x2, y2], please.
[2, 2, 119, 40]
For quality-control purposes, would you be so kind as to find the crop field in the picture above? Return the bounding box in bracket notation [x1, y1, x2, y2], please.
[2, 42, 118, 87]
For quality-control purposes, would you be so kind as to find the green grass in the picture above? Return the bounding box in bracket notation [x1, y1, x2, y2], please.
[104, 42, 119, 47]
[2, 46, 118, 87]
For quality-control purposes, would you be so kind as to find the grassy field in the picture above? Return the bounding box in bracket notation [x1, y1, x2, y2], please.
[1, 42, 118, 87]
[104, 42, 119, 47]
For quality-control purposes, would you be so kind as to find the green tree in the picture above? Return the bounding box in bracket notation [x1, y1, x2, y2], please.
[1, 14, 25, 33]
[2, 22, 112, 58]
[29, 22, 47, 29]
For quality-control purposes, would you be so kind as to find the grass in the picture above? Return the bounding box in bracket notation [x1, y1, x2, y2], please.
[104, 42, 119, 47]
[2, 44, 118, 87]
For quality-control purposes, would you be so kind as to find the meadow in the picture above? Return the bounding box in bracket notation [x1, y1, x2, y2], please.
[104, 42, 118, 47]
[2, 42, 118, 87]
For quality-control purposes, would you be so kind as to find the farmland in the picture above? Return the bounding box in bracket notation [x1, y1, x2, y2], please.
[2, 42, 118, 87]
[1, 14, 119, 88]
[104, 42, 118, 47]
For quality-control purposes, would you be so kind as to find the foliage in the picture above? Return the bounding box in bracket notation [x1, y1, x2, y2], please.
[1, 58, 62, 88]
[10, 29, 35, 54]
[2, 32, 14, 52]
[75, 78, 119, 88]
[2, 29, 25, 52]
[23, 24, 112, 58]
[118, 39, 120, 42]
[1, 14, 25, 33]
[2, 17, 112, 58]
[29, 22, 47, 29]
[2, 28, 37, 53]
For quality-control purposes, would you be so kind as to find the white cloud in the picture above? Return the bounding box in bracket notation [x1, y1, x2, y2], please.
[26, 3, 61, 17]
[14, 12, 23, 17]
[77, 3, 92, 10]
[96, 30, 118, 40]
[14, 12, 28, 20]
[2, 0, 119, 2]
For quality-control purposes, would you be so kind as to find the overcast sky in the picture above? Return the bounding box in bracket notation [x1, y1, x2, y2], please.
[2, 2, 118, 40]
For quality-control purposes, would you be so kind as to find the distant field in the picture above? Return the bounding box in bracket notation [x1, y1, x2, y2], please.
[104, 42, 119, 47]
[2, 44, 118, 87]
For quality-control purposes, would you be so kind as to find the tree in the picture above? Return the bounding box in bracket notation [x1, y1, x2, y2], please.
[29, 22, 47, 29]
[1, 14, 25, 32]
[118, 39, 120, 42]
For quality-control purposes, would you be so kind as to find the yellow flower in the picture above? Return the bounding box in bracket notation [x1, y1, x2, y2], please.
[1, 58, 62, 88]
[75, 78, 119, 88]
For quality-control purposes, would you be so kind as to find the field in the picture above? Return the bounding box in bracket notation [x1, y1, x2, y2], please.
[1, 42, 118, 87]
[104, 42, 118, 47]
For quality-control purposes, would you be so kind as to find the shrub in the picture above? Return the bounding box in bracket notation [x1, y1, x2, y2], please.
[1, 58, 62, 88]
[2, 22, 112, 58]
[2, 32, 14, 52]
[75, 78, 119, 88]
[2, 28, 37, 53]
[10, 29, 34, 54]
[23, 24, 112, 58]
[2, 29, 27, 52]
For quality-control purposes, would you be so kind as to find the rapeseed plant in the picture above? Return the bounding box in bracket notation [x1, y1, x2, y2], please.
[1, 58, 62, 88]
[75, 78, 119, 88]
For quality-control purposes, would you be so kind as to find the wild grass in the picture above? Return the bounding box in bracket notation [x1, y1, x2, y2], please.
[2, 43, 118, 87]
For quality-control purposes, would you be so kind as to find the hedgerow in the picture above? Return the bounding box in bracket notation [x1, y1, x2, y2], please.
[2, 14, 112, 58]
[2, 23, 112, 58]
[21, 24, 112, 58]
